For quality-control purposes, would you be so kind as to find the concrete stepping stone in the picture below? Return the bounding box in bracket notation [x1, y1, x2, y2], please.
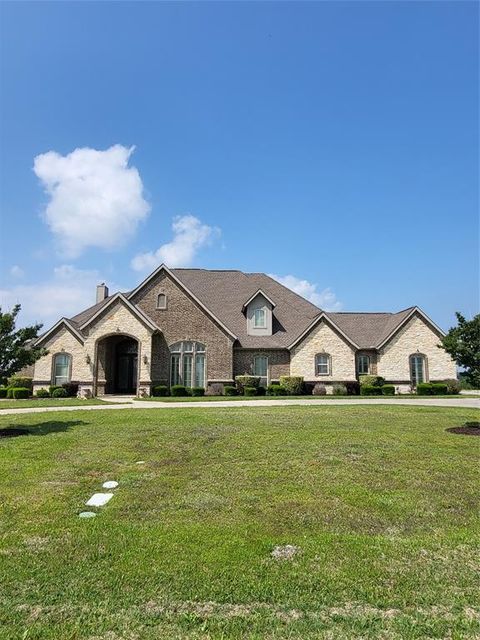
[102, 481, 118, 489]
[78, 511, 96, 519]
[86, 493, 113, 507]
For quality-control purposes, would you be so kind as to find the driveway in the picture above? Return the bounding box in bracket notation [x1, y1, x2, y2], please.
[0, 396, 478, 415]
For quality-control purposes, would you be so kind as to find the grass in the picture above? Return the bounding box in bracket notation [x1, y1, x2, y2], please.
[139, 393, 472, 402]
[0, 397, 109, 410]
[0, 405, 478, 639]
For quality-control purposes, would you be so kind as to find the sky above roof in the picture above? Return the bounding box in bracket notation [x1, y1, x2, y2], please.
[0, 1, 478, 331]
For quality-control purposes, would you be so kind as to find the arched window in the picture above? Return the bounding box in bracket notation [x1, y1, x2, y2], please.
[357, 354, 370, 375]
[156, 293, 167, 309]
[170, 342, 205, 388]
[53, 353, 71, 386]
[315, 353, 330, 376]
[410, 354, 426, 385]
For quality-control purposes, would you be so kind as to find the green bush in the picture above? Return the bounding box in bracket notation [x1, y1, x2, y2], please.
[224, 386, 237, 396]
[244, 386, 257, 396]
[431, 383, 448, 395]
[7, 376, 33, 391]
[36, 388, 50, 398]
[332, 384, 348, 395]
[190, 387, 205, 397]
[267, 384, 286, 396]
[279, 376, 304, 395]
[256, 386, 266, 396]
[49, 385, 63, 396]
[0, 386, 7, 398]
[381, 385, 395, 396]
[152, 385, 169, 397]
[171, 385, 188, 397]
[359, 375, 385, 388]
[360, 385, 383, 396]
[442, 379, 461, 395]
[51, 387, 68, 398]
[10, 387, 30, 399]
[416, 383, 433, 395]
[235, 376, 260, 393]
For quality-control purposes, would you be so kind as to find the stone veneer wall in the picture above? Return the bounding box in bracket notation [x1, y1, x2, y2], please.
[377, 313, 456, 381]
[233, 349, 290, 382]
[290, 320, 356, 381]
[131, 270, 234, 385]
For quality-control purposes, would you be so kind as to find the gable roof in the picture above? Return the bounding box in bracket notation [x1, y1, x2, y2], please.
[35, 317, 85, 346]
[242, 289, 276, 310]
[78, 292, 161, 332]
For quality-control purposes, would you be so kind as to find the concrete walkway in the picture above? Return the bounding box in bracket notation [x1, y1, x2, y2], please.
[0, 396, 478, 415]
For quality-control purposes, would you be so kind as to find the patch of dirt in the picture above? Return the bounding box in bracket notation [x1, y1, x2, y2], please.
[0, 428, 30, 438]
[447, 421, 480, 436]
[271, 544, 301, 560]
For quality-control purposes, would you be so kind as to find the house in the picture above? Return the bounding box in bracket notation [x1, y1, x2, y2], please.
[32, 264, 457, 396]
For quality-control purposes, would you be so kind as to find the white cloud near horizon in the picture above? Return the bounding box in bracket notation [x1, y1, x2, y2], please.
[0, 265, 119, 328]
[33, 144, 150, 257]
[269, 274, 342, 311]
[131, 215, 221, 271]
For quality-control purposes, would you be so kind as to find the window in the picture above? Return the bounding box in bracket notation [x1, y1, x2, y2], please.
[253, 355, 268, 385]
[253, 308, 266, 328]
[53, 353, 71, 386]
[410, 354, 426, 385]
[315, 353, 330, 376]
[357, 354, 370, 375]
[156, 293, 167, 309]
[170, 342, 205, 388]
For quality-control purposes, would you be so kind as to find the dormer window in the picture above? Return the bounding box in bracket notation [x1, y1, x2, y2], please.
[254, 308, 266, 328]
[156, 293, 167, 309]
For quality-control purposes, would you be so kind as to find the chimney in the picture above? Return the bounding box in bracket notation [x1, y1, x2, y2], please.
[96, 283, 109, 303]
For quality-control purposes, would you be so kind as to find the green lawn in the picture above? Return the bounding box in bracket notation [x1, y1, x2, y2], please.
[0, 398, 109, 410]
[0, 406, 478, 639]
[139, 393, 472, 402]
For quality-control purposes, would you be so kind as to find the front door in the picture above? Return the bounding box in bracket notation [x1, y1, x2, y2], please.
[114, 339, 138, 394]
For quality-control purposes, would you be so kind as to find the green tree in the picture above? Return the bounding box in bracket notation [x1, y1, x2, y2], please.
[0, 305, 46, 382]
[440, 312, 480, 388]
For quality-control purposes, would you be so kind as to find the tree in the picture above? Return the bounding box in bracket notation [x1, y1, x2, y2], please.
[0, 305, 46, 382]
[440, 312, 480, 388]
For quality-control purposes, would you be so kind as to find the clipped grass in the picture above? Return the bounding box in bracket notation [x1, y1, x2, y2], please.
[0, 405, 479, 639]
[139, 393, 471, 402]
[0, 398, 109, 410]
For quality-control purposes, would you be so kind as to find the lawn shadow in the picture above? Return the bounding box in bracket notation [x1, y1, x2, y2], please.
[0, 420, 87, 439]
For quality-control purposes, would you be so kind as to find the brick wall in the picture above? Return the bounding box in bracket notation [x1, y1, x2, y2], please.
[233, 349, 290, 382]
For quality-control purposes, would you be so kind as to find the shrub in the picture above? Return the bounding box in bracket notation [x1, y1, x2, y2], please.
[152, 385, 169, 397]
[267, 384, 286, 396]
[332, 384, 348, 395]
[51, 387, 68, 398]
[312, 382, 327, 396]
[10, 387, 30, 399]
[416, 383, 433, 395]
[256, 386, 266, 396]
[244, 386, 257, 396]
[360, 385, 383, 396]
[7, 376, 33, 391]
[190, 387, 205, 397]
[359, 375, 385, 388]
[442, 379, 461, 395]
[235, 375, 260, 393]
[171, 385, 188, 397]
[62, 383, 79, 397]
[0, 386, 7, 398]
[279, 376, 304, 395]
[49, 385, 63, 396]
[36, 388, 50, 398]
[345, 381, 360, 396]
[206, 382, 224, 396]
[431, 383, 448, 395]
[224, 386, 237, 396]
[382, 385, 395, 396]
[6, 387, 15, 399]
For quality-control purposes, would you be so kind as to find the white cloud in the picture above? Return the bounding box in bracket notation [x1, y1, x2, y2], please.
[131, 215, 220, 271]
[10, 265, 25, 278]
[0, 265, 118, 328]
[269, 274, 342, 311]
[33, 144, 150, 257]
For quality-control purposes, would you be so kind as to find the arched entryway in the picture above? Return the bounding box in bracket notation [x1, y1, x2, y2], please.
[96, 335, 139, 395]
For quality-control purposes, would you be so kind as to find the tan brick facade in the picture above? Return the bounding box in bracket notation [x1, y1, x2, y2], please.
[377, 313, 456, 382]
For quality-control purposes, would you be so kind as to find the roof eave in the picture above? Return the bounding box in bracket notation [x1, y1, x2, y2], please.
[288, 312, 360, 351]
[376, 306, 446, 349]
[35, 318, 85, 346]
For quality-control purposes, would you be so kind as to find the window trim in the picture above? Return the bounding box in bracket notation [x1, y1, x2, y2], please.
[253, 308, 267, 329]
[169, 341, 206, 388]
[315, 353, 331, 376]
[409, 353, 427, 385]
[253, 354, 269, 383]
[356, 354, 370, 375]
[156, 293, 167, 310]
[52, 352, 72, 386]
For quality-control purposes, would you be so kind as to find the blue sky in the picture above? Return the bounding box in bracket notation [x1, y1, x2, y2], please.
[0, 1, 478, 330]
